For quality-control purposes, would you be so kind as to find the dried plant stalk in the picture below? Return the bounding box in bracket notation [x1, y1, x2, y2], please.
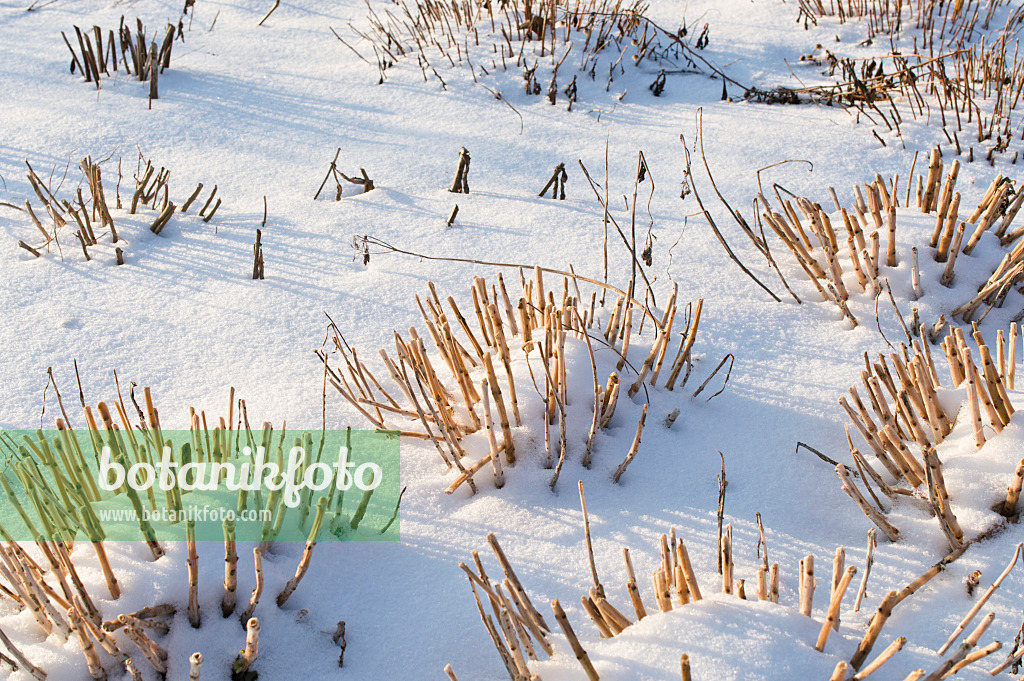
[815, 565, 857, 651]
[622, 548, 647, 621]
[481, 379, 505, 488]
[850, 590, 899, 671]
[68, 605, 107, 680]
[552, 599, 600, 681]
[937, 543, 1021, 656]
[926, 613, 996, 680]
[124, 624, 168, 673]
[837, 465, 900, 541]
[720, 524, 733, 595]
[240, 547, 264, 627]
[852, 637, 905, 681]
[612, 404, 648, 483]
[854, 529, 877, 613]
[0, 624, 47, 680]
[189, 652, 203, 681]
[236, 617, 260, 675]
[187, 520, 200, 628]
[277, 496, 328, 606]
[799, 554, 815, 616]
[1004, 459, 1024, 516]
[676, 542, 702, 602]
[222, 519, 238, 616]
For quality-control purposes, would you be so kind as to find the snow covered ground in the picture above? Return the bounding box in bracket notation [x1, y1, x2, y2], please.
[2, 0, 1024, 679]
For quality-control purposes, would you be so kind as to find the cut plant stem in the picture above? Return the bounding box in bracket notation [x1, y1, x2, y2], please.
[551, 599, 599, 681]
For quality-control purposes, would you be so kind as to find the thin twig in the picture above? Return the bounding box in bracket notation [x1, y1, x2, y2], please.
[680, 126, 781, 303]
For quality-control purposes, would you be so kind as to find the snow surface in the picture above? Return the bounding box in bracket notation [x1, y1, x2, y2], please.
[2, 0, 1024, 679]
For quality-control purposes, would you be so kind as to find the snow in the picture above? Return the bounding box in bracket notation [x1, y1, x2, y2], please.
[2, 0, 1024, 679]
[528, 593, 995, 681]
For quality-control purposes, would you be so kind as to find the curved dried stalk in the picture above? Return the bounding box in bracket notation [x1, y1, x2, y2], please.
[354, 235, 662, 328]
[679, 125, 782, 303]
